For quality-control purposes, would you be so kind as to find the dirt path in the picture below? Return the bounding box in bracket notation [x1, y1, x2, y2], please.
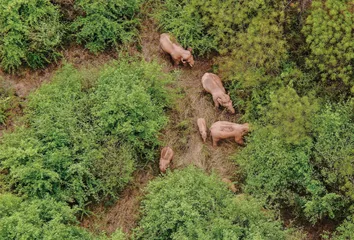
[80, 17, 242, 236]
[141, 17, 241, 178]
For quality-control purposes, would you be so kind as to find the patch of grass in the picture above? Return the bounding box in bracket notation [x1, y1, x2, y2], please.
[0, 81, 15, 125]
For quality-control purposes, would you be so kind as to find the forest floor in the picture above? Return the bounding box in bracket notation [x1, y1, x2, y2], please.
[0, 13, 334, 240]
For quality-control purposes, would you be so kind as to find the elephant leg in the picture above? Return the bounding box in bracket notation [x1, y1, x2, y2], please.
[235, 136, 244, 145]
[212, 137, 218, 147]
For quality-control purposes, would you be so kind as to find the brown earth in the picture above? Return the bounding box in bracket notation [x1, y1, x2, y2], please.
[0, 45, 116, 99]
[80, 168, 155, 235]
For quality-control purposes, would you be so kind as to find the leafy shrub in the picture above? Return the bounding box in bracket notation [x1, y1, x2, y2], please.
[302, 0, 354, 90]
[236, 100, 354, 223]
[90, 60, 171, 160]
[0, 58, 172, 207]
[310, 102, 354, 200]
[0, 0, 64, 72]
[0, 80, 15, 125]
[109, 229, 126, 240]
[71, 0, 141, 53]
[331, 216, 354, 240]
[219, 11, 287, 86]
[154, 0, 217, 56]
[155, 0, 288, 59]
[134, 166, 295, 240]
[0, 66, 107, 206]
[261, 86, 319, 144]
[0, 193, 92, 240]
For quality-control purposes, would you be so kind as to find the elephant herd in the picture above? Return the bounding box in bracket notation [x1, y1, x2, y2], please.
[158, 33, 250, 178]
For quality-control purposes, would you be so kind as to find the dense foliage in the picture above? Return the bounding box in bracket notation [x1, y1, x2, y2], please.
[71, 0, 141, 53]
[331, 216, 354, 240]
[154, 0, 288, 61]
[0, 58, 172, 238]
[0, 0, 143, 71]
[0, 193, 91, 239]
[154, 0, 217, 55]
[0, 0, 64, 72]
[0, 193, 126, 240]
[134, 166, 296, 239]
[0, 81, 15, 125]
[0, 58, 171, 206]
[237, 100, 353, 223]
[303, 0, 354, 90]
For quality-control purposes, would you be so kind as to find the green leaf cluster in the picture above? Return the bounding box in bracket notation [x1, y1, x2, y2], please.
[0, 193, 127, 239]
[331, 216, 354, 240]
[0, 58, 172, 207]
[0, 0, 143, 71]
[0, 80, 16, 125]
[262, 86, 319, 144]
[0, 0, 64, 72]
[134, 166, 297, 240]
[236, 99, 354, 223]
[71, 0, 141, 53]
[0, 193, 92, 240]
[219, 11, 287, 87]
[311, 103, 354, 201]
[154, 0, 288, 65]
[154, 0, 218, 56]
[303, 0, 354, 90]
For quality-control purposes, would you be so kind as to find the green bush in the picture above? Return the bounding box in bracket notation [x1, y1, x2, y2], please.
[0, 193, 92, 240]
[302, 0, 354, 90]
[155, 0, 287, 59]
[331, 216, 354, 240]
[0, 0, 64, 72]
[236, 100, 353, 223]
[154, 0, 217, 56]
[0, 80, 15, 125]
[109, 229, 126, 240]
[71, 0, 141, 53]
[261, 86, 319, 144]
[134, 166, 295, 240]
[0, 66, 108, 206]
[310, 102, 354, 200]
[0, 58, 172, 207]
[219, 11, 287, 87]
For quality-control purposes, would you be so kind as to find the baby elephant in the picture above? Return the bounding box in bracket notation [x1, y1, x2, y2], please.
[197, 118, 207, 142]
[222, 178, 237, 193]
[210, 121, 249, 147]
[159, 33, 194, 67]
[159, 147, 174, 173]
[201, 73, 235, 114]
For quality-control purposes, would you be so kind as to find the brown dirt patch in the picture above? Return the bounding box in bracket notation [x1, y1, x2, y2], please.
[80, 168, 155, 236]
[0, 45, 116, 99]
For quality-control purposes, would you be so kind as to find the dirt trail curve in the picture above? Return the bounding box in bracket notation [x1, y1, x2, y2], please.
[81, 18, 243, 235]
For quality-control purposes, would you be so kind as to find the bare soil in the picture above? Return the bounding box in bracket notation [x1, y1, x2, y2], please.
[80, 168, 155, 235]
[0, 45, 116, 99]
